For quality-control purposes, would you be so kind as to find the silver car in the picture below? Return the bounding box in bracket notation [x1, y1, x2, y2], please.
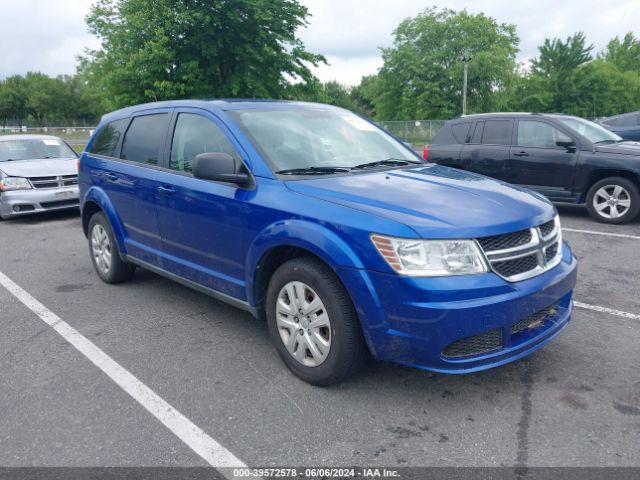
[0, 135, 79, 219]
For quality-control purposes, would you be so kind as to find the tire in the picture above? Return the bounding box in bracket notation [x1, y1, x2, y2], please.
[88, 212, 135, 284]
[586, 177, 640, 224]
[265, 256, 368, 386]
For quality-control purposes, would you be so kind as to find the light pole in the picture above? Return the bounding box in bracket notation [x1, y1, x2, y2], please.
[461, 52, 471, 116]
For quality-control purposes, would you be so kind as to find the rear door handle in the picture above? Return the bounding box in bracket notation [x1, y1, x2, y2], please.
[157, 185, 175, 195]
[105, 172, 119, 182]
[513, 151, 529, 157]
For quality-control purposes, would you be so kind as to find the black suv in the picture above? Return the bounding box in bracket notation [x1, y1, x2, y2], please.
[427, 113, 640, 224]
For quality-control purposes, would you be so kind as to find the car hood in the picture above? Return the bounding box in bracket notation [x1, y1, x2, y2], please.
[285, 165, 555, 239]
[0, 158, 77, 177]
[595, 141, 640, 156]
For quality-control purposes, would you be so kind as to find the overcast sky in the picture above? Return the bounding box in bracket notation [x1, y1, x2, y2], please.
[1, 0, 639, 85]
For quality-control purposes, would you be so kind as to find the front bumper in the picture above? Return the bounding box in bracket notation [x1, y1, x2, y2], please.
[0, 186, 79, 218]
[338, 241, 578, 374]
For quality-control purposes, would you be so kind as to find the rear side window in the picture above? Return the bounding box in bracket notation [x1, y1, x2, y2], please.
[170, 113, 237, 173]
[120, 114, 170, 166]
[482, 120, 511, 145]
[471, 121, 484, 143]
[90, 119, 128, 157]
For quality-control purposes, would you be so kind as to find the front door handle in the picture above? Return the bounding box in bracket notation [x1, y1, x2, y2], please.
[157, 185, 175, 195]
[513, 151, 529, 157]
[105, 172, 119, 182]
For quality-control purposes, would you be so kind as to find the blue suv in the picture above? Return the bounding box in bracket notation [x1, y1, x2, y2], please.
[79, 100, 578, 385]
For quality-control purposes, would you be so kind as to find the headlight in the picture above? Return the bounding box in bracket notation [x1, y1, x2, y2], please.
[371, 235, 488, 276]
[0, 176, 32, 191]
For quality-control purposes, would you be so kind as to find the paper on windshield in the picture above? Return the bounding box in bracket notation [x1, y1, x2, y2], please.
[341, 115, 377, 132]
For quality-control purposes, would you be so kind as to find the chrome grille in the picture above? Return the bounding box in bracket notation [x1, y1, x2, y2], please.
[477, 229, 532, 252]
[61, 174, 78, 186]
[29, 175, 78, 189]
[545, 243, 559, 263]
[478, 217, 562, 282]
[492, 253, 539, 278]
[539, 219, 555, 238]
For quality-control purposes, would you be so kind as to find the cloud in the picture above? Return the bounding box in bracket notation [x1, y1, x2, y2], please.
[0, 0, 99, 79]
[2, 0, 639, 85]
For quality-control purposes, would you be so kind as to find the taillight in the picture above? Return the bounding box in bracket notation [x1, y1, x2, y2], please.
[77, 159, 80, 173]
[423, 144, 429, 161]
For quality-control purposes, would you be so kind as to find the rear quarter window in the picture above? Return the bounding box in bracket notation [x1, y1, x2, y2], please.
[432, 122, 471, 144]
[90, 119, 128, 157]
[452, 123, 471, 143]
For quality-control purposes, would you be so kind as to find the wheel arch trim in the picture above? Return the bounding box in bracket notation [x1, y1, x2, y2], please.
[81, 186, 128, 255]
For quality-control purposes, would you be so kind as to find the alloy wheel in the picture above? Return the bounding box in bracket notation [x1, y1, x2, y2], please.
[593, 185, 632, 220]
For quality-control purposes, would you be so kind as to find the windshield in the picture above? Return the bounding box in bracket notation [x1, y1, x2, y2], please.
[0, 138, 77, 162]
[229, 107, 419, 173]
[558, 117, 622, 144]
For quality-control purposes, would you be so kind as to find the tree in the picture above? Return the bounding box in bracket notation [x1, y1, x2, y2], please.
[528, 32, 593, 113]
[571, 60, 640, 117]
[531, 32, 593, 77]
[602, 33, 640, 72]
[58, 74, 105, 125]
[24, 72, 63, 126]
[369, 8, 519, 120]
[507, 72, 554, 113]
[0, 76, 28, 127]
[82, 0, 325, 109]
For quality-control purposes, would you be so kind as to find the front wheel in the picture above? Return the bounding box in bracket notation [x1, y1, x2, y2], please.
[266, 257, 368, 386]
[586, 177, 640, 224]
[88, 212, 135, 284]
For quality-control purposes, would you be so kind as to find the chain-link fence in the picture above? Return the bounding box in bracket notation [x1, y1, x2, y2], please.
[0, 120, 448, 153]
[377, 120, 446, 146]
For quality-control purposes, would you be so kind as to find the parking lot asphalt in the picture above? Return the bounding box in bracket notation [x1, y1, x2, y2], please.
[0, 206, 638, 468]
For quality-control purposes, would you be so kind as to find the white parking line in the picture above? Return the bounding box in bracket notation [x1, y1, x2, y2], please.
[0, 270, 246, 471]
[574, 301, 640, 321]
[563, 227, 640, 240]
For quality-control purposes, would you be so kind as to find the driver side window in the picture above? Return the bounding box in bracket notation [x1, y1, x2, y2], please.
[170, 113, 237, 173]
[517, 121, 570, 149]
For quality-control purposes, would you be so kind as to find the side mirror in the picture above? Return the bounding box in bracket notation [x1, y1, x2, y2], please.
[556, 138, 576, 151]
[193, 152, 251, 187]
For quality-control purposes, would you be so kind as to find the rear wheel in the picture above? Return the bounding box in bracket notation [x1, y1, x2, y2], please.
[586, 177, 640, 224]
[266, 256, 368, 385]
[88, 212, 135, 283]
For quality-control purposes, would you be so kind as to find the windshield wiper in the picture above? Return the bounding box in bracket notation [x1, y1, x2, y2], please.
[275, 166, 351, 175]
[351, 158, 421, 170]
[594, 139, 622, 144]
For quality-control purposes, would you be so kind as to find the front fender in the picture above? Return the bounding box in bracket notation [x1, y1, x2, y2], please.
[82, 186, 127, 255]
[245, 219, 366, 301]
